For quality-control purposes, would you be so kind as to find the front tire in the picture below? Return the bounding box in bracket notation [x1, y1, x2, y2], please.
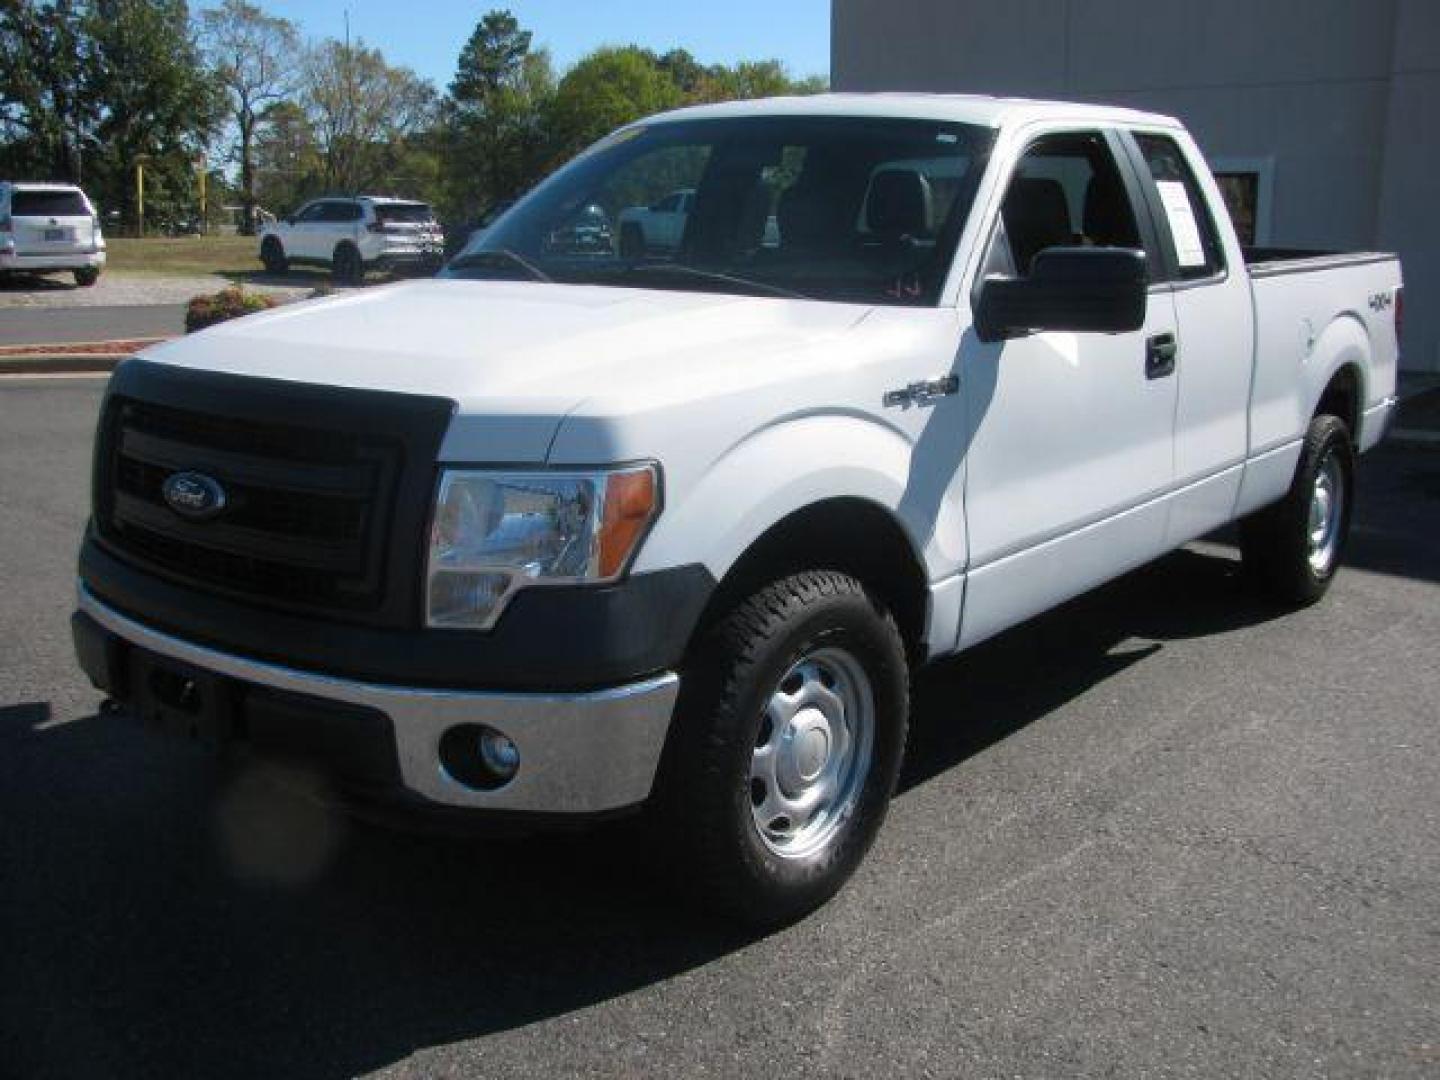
[657, 571, 909, 926]
[73, 267, 100, 287]
[332, 243, 363, 285]
[1240, 413, 1356, 605]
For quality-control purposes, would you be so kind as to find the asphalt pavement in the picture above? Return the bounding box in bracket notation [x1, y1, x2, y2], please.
[1, 378, 1436, 1079]
[0, 304, 186, 345]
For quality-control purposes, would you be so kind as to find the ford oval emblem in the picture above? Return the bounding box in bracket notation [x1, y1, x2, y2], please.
[161, 471, 227, 520]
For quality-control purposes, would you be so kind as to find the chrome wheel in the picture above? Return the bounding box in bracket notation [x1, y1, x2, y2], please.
[749, 646, 874, 859]
[1307, 450, 1344, 575]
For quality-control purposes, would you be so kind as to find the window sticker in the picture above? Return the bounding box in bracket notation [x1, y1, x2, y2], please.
[1156, 180, 1206, 268]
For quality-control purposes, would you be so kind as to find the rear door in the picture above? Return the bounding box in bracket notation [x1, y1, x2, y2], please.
[958, 127, 1182, 648]
[1121, 128, 1255, 545]
[11, 188, 94, 255]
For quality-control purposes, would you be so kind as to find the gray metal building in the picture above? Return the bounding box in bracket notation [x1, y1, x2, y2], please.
[831, 0, 1438, 372]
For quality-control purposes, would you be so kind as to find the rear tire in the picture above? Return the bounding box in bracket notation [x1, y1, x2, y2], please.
[260, 236, 289, 274]
[1240, 413, 1355, 606]
[655, 571, 909, 927]
[332, 243, 363, 285]
[73, 267, 100, 287]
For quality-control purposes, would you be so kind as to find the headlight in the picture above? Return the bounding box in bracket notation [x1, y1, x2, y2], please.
[425, 464, 660, 629]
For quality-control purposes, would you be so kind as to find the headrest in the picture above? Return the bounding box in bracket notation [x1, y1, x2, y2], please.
[865, 169, 934, 236]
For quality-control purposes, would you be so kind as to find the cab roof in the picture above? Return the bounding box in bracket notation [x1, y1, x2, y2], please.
[642, 92, 1182, 132]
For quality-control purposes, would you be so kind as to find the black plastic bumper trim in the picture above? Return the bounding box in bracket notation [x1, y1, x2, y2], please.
[80, 535, 715, 692]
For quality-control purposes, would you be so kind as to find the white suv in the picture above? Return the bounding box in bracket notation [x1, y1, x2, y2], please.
[258, 195, 444, 284]
[0, 182, 106, 286]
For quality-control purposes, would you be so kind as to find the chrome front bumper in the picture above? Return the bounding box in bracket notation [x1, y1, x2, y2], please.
[78, 586, 679, 815]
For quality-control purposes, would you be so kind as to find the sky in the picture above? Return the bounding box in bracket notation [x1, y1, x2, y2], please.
[227, 0, 832, 90]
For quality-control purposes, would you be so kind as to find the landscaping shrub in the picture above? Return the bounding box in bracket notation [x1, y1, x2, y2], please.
[184, 286, 280, 333]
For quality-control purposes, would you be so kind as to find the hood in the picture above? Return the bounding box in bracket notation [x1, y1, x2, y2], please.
[141, 279, 870, 461]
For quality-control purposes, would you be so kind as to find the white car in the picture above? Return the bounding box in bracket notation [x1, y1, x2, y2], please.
[618, 188, 695, 255]
[258, 195, 444, 284]
[75, 95, 1400, 924]
[0, 182, 106, 286]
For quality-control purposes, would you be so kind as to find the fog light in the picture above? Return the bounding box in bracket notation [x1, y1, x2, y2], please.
[479, 729, 520, 780]
[438, 723, 520, 790]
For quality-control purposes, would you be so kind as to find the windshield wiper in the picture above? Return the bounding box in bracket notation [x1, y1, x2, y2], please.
[447, 248, 552, 283]
[620, 262, 810, 301]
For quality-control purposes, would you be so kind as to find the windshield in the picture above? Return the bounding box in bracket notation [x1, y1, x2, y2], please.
[443, 115, 997, 306]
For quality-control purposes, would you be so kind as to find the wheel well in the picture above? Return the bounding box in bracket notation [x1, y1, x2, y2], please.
[1316, 364, 1362, 437]
[694, 498, 930, 663]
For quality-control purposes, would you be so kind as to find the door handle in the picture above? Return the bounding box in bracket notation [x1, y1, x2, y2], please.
[1146, 333, 1178, 380]
[884, 373, 959, 408]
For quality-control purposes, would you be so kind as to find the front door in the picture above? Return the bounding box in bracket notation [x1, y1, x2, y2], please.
[958, 128, 1180, 648]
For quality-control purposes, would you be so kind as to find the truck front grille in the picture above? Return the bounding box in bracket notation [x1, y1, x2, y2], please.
[92, 361, 454, 627]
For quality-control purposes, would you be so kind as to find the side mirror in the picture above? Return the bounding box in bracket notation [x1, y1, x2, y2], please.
[975, 247, 1148, 343]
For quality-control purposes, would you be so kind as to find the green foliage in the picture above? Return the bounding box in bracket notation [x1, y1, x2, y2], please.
[185, 285, 280, 332]
[438, 11, 555, 225]
[543, 47, 685, 165]
[87, 0, 225, 231]
[0, 0, 95, 181]
[434, 15, 828, 225]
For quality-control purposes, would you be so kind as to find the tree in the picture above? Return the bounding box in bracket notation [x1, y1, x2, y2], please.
[198, 0, 300, 233]
[451, 10, 531, 101]
[0, 0, 97, 182]
[251, 99, 322, 212]
[441, 10, 554, 219]
[543, 47, 684, 165]
[301, 38, 436, 193]
[87, 0, 223, 233]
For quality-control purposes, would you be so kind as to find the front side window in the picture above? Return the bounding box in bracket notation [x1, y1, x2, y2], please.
[1134, 132, 1226, 280]
[445, 115, 998, 306]
[994, 131, 1143, 278]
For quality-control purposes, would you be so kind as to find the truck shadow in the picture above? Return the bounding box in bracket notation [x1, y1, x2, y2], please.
[902, 541, 1261, 793]
[2, 440, 1433, 1078]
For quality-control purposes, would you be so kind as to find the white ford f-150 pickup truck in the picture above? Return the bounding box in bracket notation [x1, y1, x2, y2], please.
[72, 95, 1401, 923]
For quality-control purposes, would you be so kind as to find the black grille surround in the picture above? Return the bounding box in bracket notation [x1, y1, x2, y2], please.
[92, 359, 455, 630]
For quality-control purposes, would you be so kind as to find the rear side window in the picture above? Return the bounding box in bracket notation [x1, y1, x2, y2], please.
[12, 189, 89, 217]
[1133, 133, 1226, 280]
[374, 202, 433, 224]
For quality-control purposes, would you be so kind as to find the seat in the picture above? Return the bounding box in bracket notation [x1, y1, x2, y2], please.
[777, 161, 853, 255]
[1001, 177, 1073, 273]
[864, 169, 934, 239]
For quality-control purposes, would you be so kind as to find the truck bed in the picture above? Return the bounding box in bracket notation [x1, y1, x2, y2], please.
[1243, 247, 1397, 278]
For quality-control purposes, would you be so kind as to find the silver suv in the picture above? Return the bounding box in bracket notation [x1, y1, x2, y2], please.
[258, 195, 444, 284]
[0, 182, 106, 286]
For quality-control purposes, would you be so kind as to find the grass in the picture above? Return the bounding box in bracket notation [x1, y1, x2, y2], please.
[104, 235, 263, 278]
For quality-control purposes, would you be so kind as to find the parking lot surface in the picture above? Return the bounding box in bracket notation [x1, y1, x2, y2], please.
[1, 378, 1436, 1079]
